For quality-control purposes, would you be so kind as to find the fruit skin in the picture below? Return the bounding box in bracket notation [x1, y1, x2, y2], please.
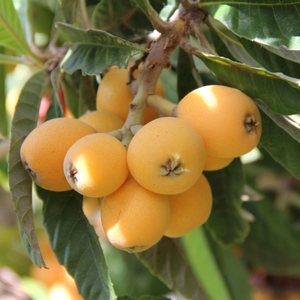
[101, 174, 171, 252]
[79, 110, 124, 132]
[204, 154, 234, 171]
[177, 85, 262, 158]
[127, 117, 206, 195]
[96, 68, 165, 124]
[20, 118, 95, 191]
[164, 173, 212, 238]
[64, 133, 128, 197]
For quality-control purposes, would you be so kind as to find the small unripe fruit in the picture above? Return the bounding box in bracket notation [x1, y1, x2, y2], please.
[164, 173, 212, 238]
[204, 154, 234, 171]
[177, 85, 262, 158]
[79, 110, 124, 132]
[96, 68, 165, 124]
[64, 133, 128, 197]
[127, 117, 206, 195]
[20, 118, 95, 191]
[101, 174, 171, 252]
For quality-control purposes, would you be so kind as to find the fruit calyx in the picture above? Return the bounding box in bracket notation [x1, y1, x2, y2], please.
[68, 164, 78, 183]
[160, 157, 185, 176]
[23, 161, 37, 180]
[244, 114, 260, 133]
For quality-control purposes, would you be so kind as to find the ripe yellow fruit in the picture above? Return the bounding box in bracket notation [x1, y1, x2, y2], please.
[20, 118, 95, 191]
[101, 174, 171, 252]
[64, 133, 128, 197]
[204, 154, 234, 171]
[127, 117, 206, 195]
[96, 68, 165, 124]
[164, 173, 212, 238]
[78, 110, 124, 132]
[177, 85, 262, 158]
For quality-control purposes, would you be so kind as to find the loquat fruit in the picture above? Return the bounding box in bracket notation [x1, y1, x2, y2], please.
[20, 118, 95, 191]
[96, 68, 165, 124]
[78, 110, 124, 132]
[101, 174, 171, 252]
[164, 173, 212, 238]
[127, 117, 206, 195]
[204, 154, 234, 171]
[64, 133, 128, 197]
[177, 85, 262, 158]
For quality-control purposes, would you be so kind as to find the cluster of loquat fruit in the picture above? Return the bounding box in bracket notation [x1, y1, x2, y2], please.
[20, 67, 262, 253]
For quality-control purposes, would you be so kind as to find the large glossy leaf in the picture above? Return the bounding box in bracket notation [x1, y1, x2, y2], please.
[242, 199, 300, 275]
[203, 4, 300, 51]
[118, 297, 168, 300]
[239, 37, 300, 79]
[58, 0, 78, 24]
[47, 66, 64, 121]
[78, 74, 96, 116]
[181, 228, 232, 300]
[0, 0, 31, 54]
[177, 47, 203, 99]
[204, 159, 249, 246]
[205, 229, 252, 300]
[136, 237, 209, 300]
[57, 22, 146, 75]
[0, 48, 7, 136]
[37, 187, 117, 300]
[62, 72, 80, 118]
[258, 109, 300, 179]
[8, 69, 50, 268]
[194, 51, 300, 115]
[92, 0, 162, 40]
[12, 0, 33, 44]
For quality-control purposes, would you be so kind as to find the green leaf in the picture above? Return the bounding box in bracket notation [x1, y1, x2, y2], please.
[0, 48, 8, 136]
[8, 69, 50, 268]
[181, 228, 232, 300]
[177, 47, 203, 100]
[255, 98, 300, 143]
[62, 72, 80, 118]
[204, 159, 250, 246]
[78, 74, 96, 116]
[58, 0, 78, 24]
[194, 51, 300, 115]
[258, 109, 300, 179]
[136, 237, 209, 300]
[242, 199, 300, 275]
[205, 229, 252, 300]
[118, 297, 168, 300]
[57, 22, 146, 75]
[37, 187, 117, 300]
[47, 66, 64, 120]
[18, 222, 42, 268]
[92, 0, 162, 40]
[239, 37, 300, 78]
[0, 0, 31, 54]
[12, 0, 33, 44]
[159, 0, 181, 21]
[203, 4, 300, 51]
[0, 53, 25, 64]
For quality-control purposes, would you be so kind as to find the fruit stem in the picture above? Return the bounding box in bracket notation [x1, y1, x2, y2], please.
[121, 18, 189, 148]
[147, 94, 177, 117]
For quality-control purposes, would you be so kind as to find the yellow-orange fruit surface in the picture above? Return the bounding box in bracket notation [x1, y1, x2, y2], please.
[64, 133, 128, 197]
[96, 68, 165, 124]
[177, 85, 262, 158]
[79, 110, 124, 132]
[20, 118, 95, 191]
[204, 154, 234, 171]
[127, 117, 206, 195]
[164, 173, 212, 238]
[101, 174, 171, 252]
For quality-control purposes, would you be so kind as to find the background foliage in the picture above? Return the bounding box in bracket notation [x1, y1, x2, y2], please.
[1, 0, 300, 299]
